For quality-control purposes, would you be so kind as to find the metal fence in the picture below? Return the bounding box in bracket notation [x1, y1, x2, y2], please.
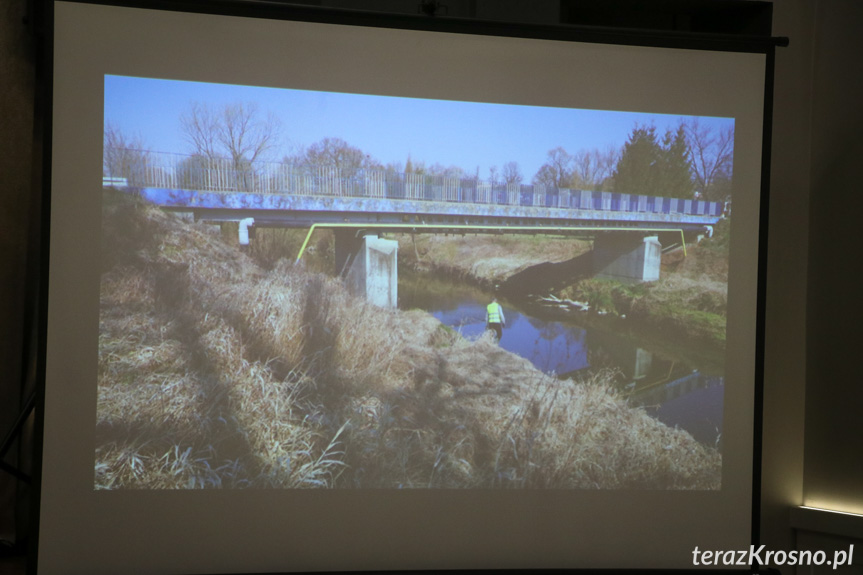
[103, 147, 723, 217]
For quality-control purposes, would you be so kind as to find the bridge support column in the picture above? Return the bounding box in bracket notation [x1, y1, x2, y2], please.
[334, 230, 398, 308]
[593, 233, 661, 283]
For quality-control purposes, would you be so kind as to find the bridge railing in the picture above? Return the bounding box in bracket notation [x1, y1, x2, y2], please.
[103, 147, 724, 217]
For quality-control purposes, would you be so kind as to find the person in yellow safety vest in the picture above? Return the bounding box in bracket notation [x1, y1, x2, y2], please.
[486, 296, 506, 341]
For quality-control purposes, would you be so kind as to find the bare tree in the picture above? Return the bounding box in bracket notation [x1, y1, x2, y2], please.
[427, 162, 466, 180]
[281, 141, 307, 170]
[596, 144, 620, 188]
[573, 148, 618, 191]
[103, 123, 150, 185]
[405, 155, 426, 176]
[218, 102, 281, 167]
[488, 165, 500, 187]
[304, 137, 370, 178]
[684, 118, 734, 201]
[533, 147, 575, 188]
[502, 161, 523, 185]
[572, 146, 620, 191]
[384, 160, 404, 176]
[179, 101, 281, 191]
[180, 102, 221, 161]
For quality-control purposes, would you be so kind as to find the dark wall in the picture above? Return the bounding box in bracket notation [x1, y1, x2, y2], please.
[803, 0, 863, 514]
[759, 0, 813, 553]
[0, 0, 35, 549]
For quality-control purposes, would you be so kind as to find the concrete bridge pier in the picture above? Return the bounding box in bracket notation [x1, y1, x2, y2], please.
[334, 230, 398, 308]
[593, 233, 662, 284]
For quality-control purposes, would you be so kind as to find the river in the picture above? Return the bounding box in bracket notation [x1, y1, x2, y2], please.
[399, 270, 725, 449]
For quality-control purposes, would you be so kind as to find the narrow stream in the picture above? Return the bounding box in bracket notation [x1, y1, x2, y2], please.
[399, 270, 724, 449]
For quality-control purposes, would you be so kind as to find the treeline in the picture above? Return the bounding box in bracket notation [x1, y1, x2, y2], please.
[104, 101, 734, 201]
[530, 121, 733, 201]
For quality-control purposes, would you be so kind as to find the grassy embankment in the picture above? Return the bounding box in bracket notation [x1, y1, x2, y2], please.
[97, 192, 720, 489]
[399, 225, 730, 347]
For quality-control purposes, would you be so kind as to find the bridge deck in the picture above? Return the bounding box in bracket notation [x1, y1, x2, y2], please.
[126, 186, 722, 233]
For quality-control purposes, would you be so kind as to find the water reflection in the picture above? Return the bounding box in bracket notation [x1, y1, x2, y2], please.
[399, 272, 723, 446]
[634, 372, 724, 447]
[435, 303, 590, 375]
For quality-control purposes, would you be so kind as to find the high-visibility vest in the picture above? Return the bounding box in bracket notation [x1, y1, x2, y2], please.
[487, 302, 502, 324]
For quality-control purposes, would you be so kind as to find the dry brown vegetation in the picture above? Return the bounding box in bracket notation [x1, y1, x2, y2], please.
[97, 192, 720, 489]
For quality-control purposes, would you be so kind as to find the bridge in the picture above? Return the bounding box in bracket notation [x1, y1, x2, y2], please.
[104, 148, 724, 307]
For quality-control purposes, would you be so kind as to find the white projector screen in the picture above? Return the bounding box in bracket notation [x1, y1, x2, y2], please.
[40, 1, 768, 573]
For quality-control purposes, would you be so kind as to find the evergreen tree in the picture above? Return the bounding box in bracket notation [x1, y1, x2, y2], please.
[660, 124, 694, 198]
[613, 123, 696, 198]
[613, 125, 661, 196]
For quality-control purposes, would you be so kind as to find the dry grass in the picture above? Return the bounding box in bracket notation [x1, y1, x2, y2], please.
[359, 335, 719, 489]
[97, 191, 720, 489]
[217, 222, 334, 272]
[648, 275, 727, 315]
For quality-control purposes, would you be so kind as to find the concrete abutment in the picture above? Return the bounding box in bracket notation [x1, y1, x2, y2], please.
[334, 230, 398, 308]
[592, 233, 662, 284]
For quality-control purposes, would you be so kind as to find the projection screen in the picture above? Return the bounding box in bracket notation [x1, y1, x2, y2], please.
[39, 1, 770, 572]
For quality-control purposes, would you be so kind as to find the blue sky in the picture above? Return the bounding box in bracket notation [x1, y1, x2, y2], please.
[104, 75, 734, 180]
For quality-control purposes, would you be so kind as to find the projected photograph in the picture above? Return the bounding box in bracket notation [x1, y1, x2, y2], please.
[97, 75, 734, 490]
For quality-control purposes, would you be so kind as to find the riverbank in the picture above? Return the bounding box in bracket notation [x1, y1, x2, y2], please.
[97, 193, 721, 489]
[397, 227, 729, 346]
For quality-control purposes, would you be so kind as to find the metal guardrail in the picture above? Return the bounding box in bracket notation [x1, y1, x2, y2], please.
[103, 147, 724, 216]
